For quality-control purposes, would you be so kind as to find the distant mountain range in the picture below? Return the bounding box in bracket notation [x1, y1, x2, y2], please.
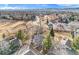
[0, 8, 79, 13]
[0, 8, 79, 10]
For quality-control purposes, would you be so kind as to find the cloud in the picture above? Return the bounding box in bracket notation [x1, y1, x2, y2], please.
[59, 4, 73, 6]
[58, 4, 79, 8]
[40, 4, 48, 6]
[0, 4, 29, 9]
[0, 7, 17, 9]
[0, 6, 28, 9]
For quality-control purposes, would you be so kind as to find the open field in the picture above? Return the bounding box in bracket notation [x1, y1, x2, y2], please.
[0, 20, 27, 41]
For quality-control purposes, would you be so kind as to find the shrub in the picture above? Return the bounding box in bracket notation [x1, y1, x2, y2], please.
[72, 36, 79, 50]
[16, 30, 25, 41]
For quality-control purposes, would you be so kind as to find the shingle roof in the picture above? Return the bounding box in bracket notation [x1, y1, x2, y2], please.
[53, 23, 72, 32]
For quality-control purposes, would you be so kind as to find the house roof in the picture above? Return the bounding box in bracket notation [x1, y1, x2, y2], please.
[14, 44, 42, 55]
[53, 23, 72, 32]
[24, 47, 42, 55]
[68, 21, 79, 29]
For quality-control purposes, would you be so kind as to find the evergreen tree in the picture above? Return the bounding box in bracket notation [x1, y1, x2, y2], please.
[50, 27, 54, 37]
[2, 33, 6, 38]
[42, 33, 52, 54]
[47, 19, 49, 24]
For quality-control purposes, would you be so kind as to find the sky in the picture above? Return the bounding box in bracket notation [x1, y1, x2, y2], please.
[0, 4, 79, 9]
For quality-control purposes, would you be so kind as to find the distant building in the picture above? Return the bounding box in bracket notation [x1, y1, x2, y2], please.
[74, 28, 79, 37]
[48, 21, 53, 30]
